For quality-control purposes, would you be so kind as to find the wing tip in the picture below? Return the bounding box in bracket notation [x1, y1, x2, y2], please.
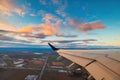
[48, 43, 59, 51]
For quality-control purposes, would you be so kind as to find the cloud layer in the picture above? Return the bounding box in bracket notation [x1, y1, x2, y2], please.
[0, 0, 110, 47]
[0, 13, 78, 41]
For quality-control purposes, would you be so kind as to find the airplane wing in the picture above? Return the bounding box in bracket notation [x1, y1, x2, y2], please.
[48, 43, 120, 80]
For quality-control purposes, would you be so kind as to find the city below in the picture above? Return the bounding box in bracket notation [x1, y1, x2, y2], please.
[0, 49, 87, 80]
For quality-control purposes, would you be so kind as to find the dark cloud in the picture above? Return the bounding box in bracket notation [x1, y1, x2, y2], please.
[0, 41, 45, 48]
[42, 40, 79, 43]
[0, 30, 32, 43]
[82, 39, 97, 42]
[82, 39, 97, 43]
[42, 39, 97, 44]
[0, 34, 16, 41]
[56, 34, 77, 38]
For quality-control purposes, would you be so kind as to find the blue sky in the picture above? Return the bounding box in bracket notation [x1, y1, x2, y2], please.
[0, 0, 120, 48]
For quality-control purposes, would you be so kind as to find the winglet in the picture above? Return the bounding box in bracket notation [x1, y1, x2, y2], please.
[48, 43, 59, 51]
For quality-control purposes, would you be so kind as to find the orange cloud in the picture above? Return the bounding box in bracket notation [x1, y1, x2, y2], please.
[0, 0, 25, 16]
[39, 24, 58, 36]
[0, 14, 61, 38]
[0, 14, 77, 39]
[18, 26, 33, 33]
[69, 19, 105, 32]
[18, 23, 59, 37]
[17, 14, 61, 38]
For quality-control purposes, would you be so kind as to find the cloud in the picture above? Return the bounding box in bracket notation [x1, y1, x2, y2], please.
[0, 40, 43, 48]
[30, 13, 37, 16]
[0, 13, 104, 40]
[69, 19, 105, 32]
[18, 26, 33, 33]
[56, 7, 66, 17]
[0, 14, 73, 39]
[0, 30, 32, 44]
[39, 0, 67, 17]
[80, 21, 105, 32]
[0, 20, 17, 31]
[0, 34, 16, 41]
[17, 14, 61, 38]
[42, 39, 97, 44]
[18, 23, 60, 38]
[42, 39, 98, 48]
[82, 39, 97, 44]
[42, 40, 80, 43]
[0, 29, 98, 48]
[43, 13, 61, 24]
[55, 0, 67, 17]
[14, 8, 26, 16]
[56, 34, 77, 38]
[0, 0, 26, 16]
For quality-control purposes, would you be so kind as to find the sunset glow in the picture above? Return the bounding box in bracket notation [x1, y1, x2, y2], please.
[0, 0, 120, 48]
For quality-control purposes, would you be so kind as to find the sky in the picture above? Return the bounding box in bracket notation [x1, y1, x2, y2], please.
[0, 0, 120, 48]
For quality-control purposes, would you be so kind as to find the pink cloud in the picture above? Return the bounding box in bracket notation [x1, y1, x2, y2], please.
[0, 0, 26, 16]
[43, 13, 61, 24]
[80, 21, 105, 32]
[69, 19, 105, 32]
[0, 14, 62, 38]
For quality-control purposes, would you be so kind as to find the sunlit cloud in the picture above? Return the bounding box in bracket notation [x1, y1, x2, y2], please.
[69, 19, 105, 32]
[0, 0, 119, 47]
[18, 14, 77, 38]
[18, 14, 61, 38]
[18, 26, 33, 33]
[0, 13, 77, 41]
[0, 0, 26, 16]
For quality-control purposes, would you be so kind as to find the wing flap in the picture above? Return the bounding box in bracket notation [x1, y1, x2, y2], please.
[96, 56, 120, 76]
[108, 53, 120, 62]
[86, 61, 120, 80]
